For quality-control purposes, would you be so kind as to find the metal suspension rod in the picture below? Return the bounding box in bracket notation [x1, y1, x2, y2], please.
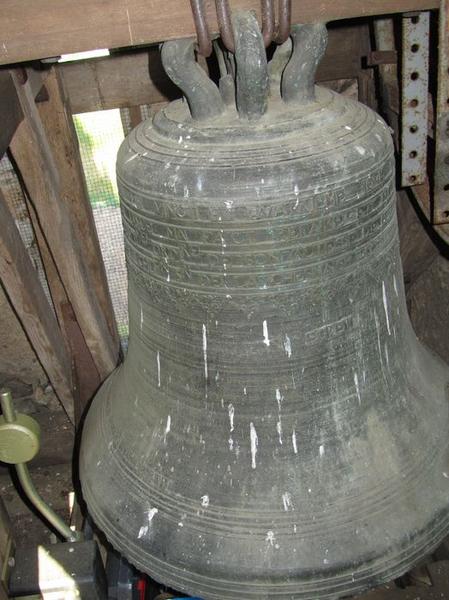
[190, 0, 213, 56]
[275, 0, 292, 43]
[189, 0, 289, 56]
[215, 0, 235, 53]
[261, 0, 275, 47]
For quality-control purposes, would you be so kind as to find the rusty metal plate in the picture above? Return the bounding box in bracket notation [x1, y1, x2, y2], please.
[401, 11, 430, 187]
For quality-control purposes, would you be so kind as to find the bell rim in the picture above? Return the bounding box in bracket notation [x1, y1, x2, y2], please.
[82, 474, 449, 599]
[80, 370, 449, 598]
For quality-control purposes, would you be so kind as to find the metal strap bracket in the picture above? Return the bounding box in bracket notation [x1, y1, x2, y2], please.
[400, 11, 430, 187]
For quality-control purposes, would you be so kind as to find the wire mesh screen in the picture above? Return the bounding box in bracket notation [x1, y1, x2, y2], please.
[120, 104, 161, 136]
[73, 109, 129, 347]
[119, 107, 135, 137]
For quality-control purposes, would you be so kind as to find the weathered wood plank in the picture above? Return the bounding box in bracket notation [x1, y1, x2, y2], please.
[1, 148, 94, 424]
[25, 197, 101, 425]
[0, 0, 438, 66]
[0, 190, 75, 422]
[0, 498, 12, 600]
[0, 71, 22, 157]
[62, 23, 369, 113]
[61, 48, 179, 113]
[61, 303, 102, 423]
[0, 68, 48, 158]
[9, 70, 120, 381]
[38, 67, 120, 351]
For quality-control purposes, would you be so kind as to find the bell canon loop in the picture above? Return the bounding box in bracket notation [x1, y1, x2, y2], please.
[80, 13, 449, 600]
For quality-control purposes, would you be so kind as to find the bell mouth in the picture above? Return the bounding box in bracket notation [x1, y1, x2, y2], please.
[80, 333, 449, 599]
[85, 476, 449, 599]
[81, 368, 449, 599]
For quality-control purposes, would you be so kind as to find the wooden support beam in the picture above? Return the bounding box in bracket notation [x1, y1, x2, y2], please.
[9, 69, 120, 381]
[61, 48, 179, 113]
[25, 198, 101, 424]
[0, 149, 94, 423]
[0, 498, 12, 600]
[61, 23, 369, 113]
[0, 0, 439, 66]
[0, 68, 47, 158]
[37, 67, 120, 352]
[0, 189, 75, 422]
[0, 72, 22, 158]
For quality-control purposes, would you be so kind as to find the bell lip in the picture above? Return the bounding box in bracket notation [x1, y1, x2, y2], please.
[82, 471, 449, 599]
[80, 372, 449, 598]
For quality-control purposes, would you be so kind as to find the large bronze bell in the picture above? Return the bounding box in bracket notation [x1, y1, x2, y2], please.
[80, 14, 449, 599]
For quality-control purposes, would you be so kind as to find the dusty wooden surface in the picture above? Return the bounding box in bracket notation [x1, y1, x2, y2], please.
[10, 71, 120, 382]
[0, 190, 75, 422]
[0, 67, 118, 423]
[0, 500, 11, 600]
[32, 68, 115, 420]
[61, 47, 179, 113]
[0, 72, 22, 157]
[0, 287, 47, 394]
[0, 0, 439, 66]
[39, 68, 120, 351]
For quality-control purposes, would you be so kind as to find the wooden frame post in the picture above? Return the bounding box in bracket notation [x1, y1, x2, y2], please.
[0, 189, 75, 422]
[9, 68, 120, 383]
